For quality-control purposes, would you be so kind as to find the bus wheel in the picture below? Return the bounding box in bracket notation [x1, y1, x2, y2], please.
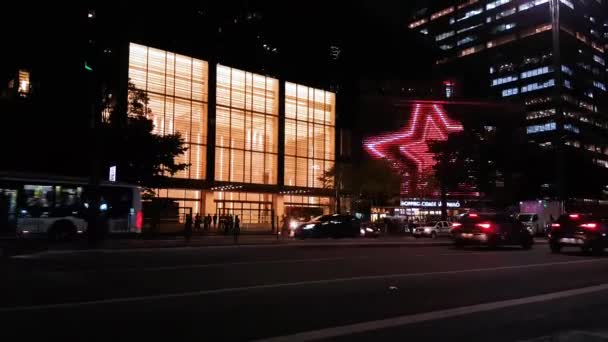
[48, 220, 77, 242]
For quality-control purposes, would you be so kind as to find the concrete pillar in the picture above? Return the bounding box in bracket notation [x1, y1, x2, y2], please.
[273, 194, 285, 229]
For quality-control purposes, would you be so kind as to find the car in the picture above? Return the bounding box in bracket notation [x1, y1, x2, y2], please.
[450, 212, 534, 249]
[412, 221, 451, 239]
[360, 221, 382, 238]
[294, 214, 361, 239]
[547, 213, 608, 254]
[516, 213, 542, 235]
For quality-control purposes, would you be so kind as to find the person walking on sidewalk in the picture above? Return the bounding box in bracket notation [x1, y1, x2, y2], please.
[184, 214, 193, 242]
[213, 214, 218, 230]
[205, 214, 212, 231]
[233, 215, 241, 244]
[194, 214, 202, 232]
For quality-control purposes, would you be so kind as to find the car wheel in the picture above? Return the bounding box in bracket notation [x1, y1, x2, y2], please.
[550, 242, 562, 253]
[430, 231, 437, 239]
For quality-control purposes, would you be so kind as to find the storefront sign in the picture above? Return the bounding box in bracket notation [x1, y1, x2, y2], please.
[400, 199, 461, 208]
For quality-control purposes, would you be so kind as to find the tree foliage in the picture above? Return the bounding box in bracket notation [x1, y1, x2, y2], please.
[101, 82, 189, 186]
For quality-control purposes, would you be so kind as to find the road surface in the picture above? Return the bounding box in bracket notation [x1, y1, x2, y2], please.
[2, 242, 608, 341]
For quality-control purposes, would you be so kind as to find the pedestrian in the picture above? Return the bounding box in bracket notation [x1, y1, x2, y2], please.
[213, 214, 218, 230]
[206, 214, 212, 231]
[233, 215, 240, 244]
[184, 214, 193, 242]
[194, 214, 202, 232]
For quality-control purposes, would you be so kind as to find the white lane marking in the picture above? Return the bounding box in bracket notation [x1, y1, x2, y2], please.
[0, 258, 604, 313]
[254, 282, 608, 342]
[104, 256, 370, 273]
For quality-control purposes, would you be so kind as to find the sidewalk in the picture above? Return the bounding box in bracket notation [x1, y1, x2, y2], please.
[2, 235, 549, 256]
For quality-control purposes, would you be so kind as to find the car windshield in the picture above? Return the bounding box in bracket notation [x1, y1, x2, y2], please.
[311, 215, 333, 222]
[517, 214, 535, 222]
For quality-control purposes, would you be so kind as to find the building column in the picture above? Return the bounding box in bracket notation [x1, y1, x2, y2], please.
[206, 61, 217, 183]
[278, 79, 285, 187]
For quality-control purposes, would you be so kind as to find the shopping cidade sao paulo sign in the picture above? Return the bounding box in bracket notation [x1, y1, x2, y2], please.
[400, 199, 461, 208]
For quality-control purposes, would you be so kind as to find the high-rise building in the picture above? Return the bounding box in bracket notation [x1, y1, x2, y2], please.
[408, 0, 608, 198]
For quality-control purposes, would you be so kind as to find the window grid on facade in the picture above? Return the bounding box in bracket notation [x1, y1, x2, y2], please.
[284, 82, 336, 189]
[215, 65, 278, 185]
[128, 43, 208, 180]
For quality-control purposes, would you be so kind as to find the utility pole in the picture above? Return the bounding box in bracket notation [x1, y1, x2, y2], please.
[550, 0, 566, 202]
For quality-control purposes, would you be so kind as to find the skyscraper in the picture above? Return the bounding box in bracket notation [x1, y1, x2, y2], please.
[409, 0, 608, 198]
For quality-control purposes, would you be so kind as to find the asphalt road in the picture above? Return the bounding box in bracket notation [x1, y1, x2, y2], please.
[2, 242, 608, 341]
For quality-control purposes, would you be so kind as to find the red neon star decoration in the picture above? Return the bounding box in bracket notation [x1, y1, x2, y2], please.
[364, 102, 462, 194]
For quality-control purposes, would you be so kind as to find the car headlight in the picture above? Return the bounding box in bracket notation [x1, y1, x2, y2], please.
[303, 224, 316, 230]
[365, 227, 374, 232]
[424, 228, 431, 233]
[289, 221, 298, 229]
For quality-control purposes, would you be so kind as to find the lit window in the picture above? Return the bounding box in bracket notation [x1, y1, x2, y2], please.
[435, 31, 455, 41]
[457, 7, 483, 22]
[216, 66, 279, 185]
[520, 23, 552, 38]
[502, 87, 519, 97]
[17, 70, 30, 96]
[593, 55, 605, 66]
[486, 0, 511, 10]
[458, 44, 484, 57]
[486, 34, 516, 48]
[420, 28, 429, 35]
[526, 122, 556, 134]
[563, 124, 580, 134]
[409, 18, 427, 29]
[491, 75, 518, 86]
[563, 80, 573, 89]
[526, 108, 556, 120]
[495, 23, 516, 32]
[431, 7, 455, 20]
[285, 83, 335, 188]
[457, 23, 484, 34]
[593, 81, 606, 91]
[561, 65, 573, 75]
[520, 66, 551, 79]
[439, 43, 454, 50]
[457, 35, 477, 46]
[495, 7, 516, 19]
[519, 0, 549, 11]
[521, 79, 555, 93]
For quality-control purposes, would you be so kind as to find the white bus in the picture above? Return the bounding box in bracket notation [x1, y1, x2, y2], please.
[0, 173, 142, 240]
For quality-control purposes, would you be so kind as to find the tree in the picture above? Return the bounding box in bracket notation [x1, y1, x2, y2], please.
[101, 82, 189, 190]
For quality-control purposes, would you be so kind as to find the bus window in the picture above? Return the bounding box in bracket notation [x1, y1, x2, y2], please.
[21, 185, 53, 218]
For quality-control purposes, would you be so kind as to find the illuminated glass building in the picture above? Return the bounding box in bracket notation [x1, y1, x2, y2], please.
[408, 0, 608, 197]
[127, 43, 337, 230]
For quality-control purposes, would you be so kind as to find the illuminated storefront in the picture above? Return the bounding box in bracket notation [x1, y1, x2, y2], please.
[128, 43, 208, 180]
[127, 43, 337, 231]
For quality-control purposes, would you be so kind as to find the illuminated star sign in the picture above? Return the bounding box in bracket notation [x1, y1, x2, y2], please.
[363, 102, 462, 194]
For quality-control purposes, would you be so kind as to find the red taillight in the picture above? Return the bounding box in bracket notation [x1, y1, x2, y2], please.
[451, 222, 462, 229]
[135, 211, 143, 232]
[476, 222, 494, 231]
[569, 214, 580, 219]
[551, 223, 560, 229]
[580, 223, 598, 231]
[469, 213, 478, 218]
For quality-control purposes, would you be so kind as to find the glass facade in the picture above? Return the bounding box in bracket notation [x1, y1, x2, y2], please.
[128, 43, 209, 179]
[284, 82, 336, 188]
[215, 191, 273, 230]
[215, 65, 279, 185]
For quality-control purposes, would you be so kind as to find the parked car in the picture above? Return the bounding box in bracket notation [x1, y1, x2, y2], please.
[294, 214, 361, 239]
[450, 212, 534, 249]
[412, 221, 451, 239]
[547, 213, 608, 254]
